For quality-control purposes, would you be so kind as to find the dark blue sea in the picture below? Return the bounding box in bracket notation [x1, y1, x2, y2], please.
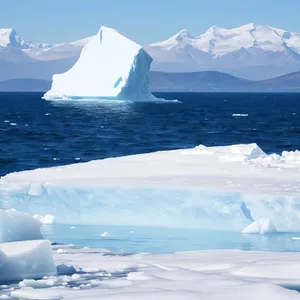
[0, 92, 299, 177]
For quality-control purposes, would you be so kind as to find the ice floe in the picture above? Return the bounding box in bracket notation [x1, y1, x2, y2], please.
[1, 144, 300, 231]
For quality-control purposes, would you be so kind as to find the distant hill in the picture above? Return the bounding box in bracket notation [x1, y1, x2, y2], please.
[0, 78, 51, 92]
[150, 71, 300, 93]
[0, 71, 299, 93]
[253, 71, 300, 92]
[150, 71, 249, 92]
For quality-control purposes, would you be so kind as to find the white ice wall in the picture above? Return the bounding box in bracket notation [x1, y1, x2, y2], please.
[1, 144, 299, 231]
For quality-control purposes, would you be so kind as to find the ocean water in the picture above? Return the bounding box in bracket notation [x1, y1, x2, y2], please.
[42, 224, 300, 254]
[1, 92, 300, 253]
[0, 92, 299, 177]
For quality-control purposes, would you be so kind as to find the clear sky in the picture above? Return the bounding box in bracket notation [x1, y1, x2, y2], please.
[1, 0, 300, 45]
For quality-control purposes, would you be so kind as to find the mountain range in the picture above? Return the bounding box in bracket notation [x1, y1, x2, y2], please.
[1, 71, 299, 93]
[0, 24, 300, 82]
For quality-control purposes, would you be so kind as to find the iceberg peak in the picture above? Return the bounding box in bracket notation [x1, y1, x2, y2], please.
[44, 26, 156, 101]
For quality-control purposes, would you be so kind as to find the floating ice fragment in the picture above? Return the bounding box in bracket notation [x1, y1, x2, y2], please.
[242, 218, 277, 234]
[232, 114, 248, 117]
[100, 232, 110, 237]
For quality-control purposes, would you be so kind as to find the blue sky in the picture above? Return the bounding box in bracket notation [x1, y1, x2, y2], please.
[2, 0, 300, 44]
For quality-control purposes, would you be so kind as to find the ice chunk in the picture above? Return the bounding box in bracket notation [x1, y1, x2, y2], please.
[100, 232, 110, 237]
[44, 26, 155, 101]
[0, 209, 42, 242]
[0, 240, 57, 282]
[28, 183, 44, 196]
[229, 143, 265, 159]
[57, 264, 76, 275]
[242, 218, 277, 234]
[33, 214, 55, 224]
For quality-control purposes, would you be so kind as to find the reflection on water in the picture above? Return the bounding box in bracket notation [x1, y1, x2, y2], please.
[42, 224, 300, 254]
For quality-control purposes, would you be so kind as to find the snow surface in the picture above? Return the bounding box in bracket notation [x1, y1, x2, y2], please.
[0, 209, 42, 242]
[242, 218, 277, 234]
[0, 240, 57, 282]
[44, 26, 155, 101]
[1, 143, 300, 231]
[1, 247, 300, 299]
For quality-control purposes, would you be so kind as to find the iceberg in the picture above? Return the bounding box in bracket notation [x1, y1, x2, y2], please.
[0, 208, 42, 242]
[43, 26, 155, 101]
[0, 240, 57, 282]
[1, 143, 300, 231]
[242, 218, 277, 234]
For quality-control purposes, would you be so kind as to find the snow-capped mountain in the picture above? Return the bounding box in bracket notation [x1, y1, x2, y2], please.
[0, 28, 93, 62]
[0, 28, 92, 80]
[145, 23, 300, 80]
[1, 24, 300, 80]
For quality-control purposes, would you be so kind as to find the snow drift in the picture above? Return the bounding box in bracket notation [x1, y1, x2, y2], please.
[44, 26, 155, 101]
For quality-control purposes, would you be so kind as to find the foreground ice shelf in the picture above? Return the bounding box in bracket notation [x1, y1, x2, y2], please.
[7, 247, 300, 299]
[44, 26, 155, 101]
[0, 143, 300, 231]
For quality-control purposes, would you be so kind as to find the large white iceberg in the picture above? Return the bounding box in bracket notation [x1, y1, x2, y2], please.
[43, 26, 155, 101]
[0, 209, 42, 242]
[0, 240, 57, 282]
[1, 143, 300, 231]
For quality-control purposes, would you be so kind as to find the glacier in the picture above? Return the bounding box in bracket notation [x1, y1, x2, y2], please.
[43, 26, 155, 101]
[1, 143, 300, 231]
